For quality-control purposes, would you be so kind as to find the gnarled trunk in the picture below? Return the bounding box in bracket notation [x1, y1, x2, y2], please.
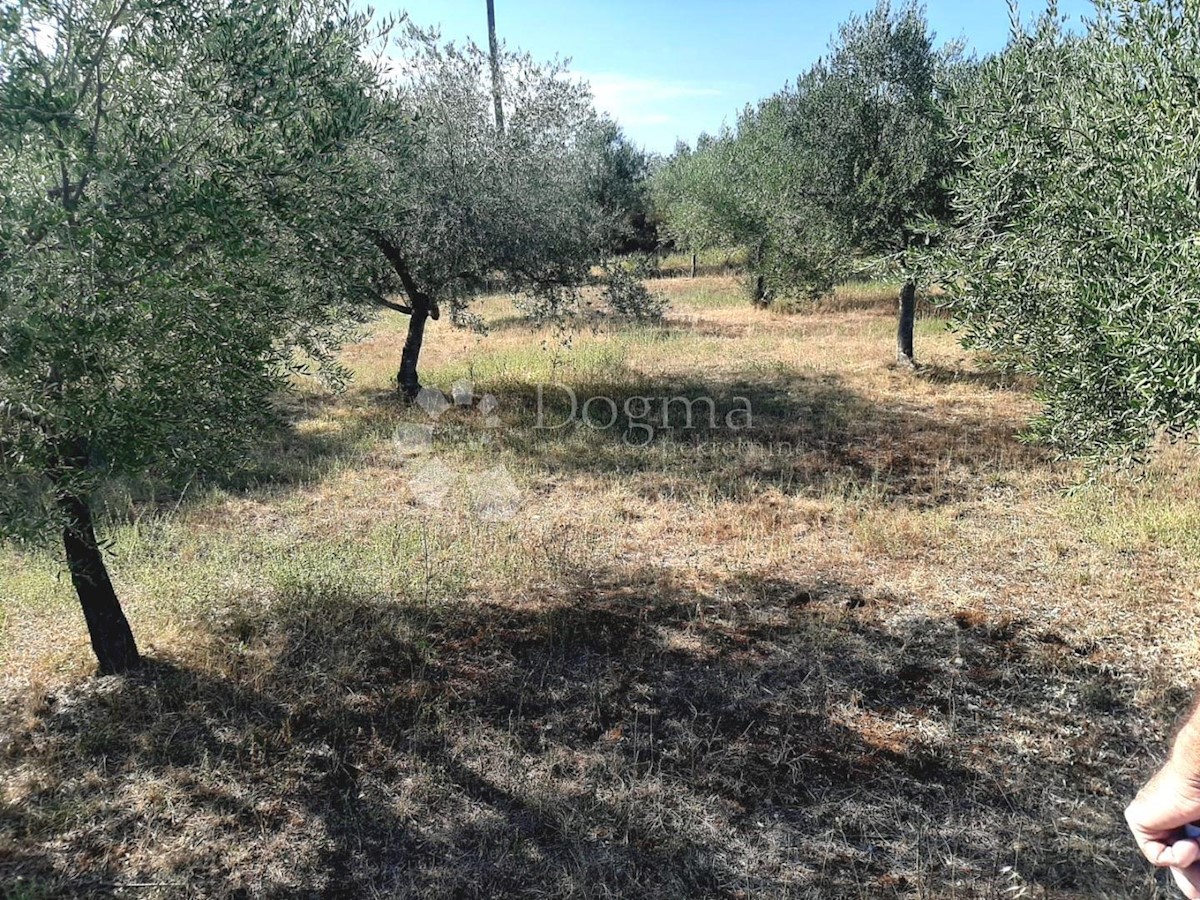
[398, 300, 430, 401]
[896, 279, 916, 368]
[57, 491, 140, 675]
[369, 233, 440, 401]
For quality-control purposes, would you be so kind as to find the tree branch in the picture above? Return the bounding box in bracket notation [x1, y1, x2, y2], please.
[372, 295, 413, 316]
[0, 399, 49, 430]
[369, 232, 440, 320]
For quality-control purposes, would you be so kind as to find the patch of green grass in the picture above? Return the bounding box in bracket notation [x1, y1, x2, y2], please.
[425, 338, 634, 393]
[668, 281, 745, 310]
[0, 549, 76, 613]
[1065, 460, 1200, 561]
[915, 316, 950, 337]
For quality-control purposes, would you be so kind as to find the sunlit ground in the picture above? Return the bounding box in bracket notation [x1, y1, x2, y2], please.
[1, 276, 1195, 897]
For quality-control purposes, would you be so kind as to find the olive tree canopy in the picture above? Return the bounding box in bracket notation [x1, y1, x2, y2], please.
[368, 28, 657, 397]
[0, 0, 396, 671]
[932, 0, 1200, 454]
[652, 1, 957, 360]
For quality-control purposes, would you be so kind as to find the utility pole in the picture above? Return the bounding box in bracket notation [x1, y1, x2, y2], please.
[487, 0, 505, 132]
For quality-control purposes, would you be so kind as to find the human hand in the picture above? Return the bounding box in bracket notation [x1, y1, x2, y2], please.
[1127, 755, 1200, 897]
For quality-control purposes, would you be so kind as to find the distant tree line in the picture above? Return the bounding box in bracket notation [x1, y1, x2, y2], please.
[651, 0, 961, 366]
[651, 0, 1200, 454]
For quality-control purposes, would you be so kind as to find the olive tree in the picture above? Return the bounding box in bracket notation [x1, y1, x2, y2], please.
[733, 94, 844, 306]
[368, 30, 617, 398]
[651, 138, 735, 266]
[785, 0, 956, 364]
[588, 119, 658, 254]
[933, 0, 1200, 454]
[653, 1, 956, 360]
[0, 0, 392, 673]
[651, 127, 783, 305]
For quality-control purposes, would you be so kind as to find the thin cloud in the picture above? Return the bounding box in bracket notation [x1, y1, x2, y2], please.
[575, 72, 724, 129]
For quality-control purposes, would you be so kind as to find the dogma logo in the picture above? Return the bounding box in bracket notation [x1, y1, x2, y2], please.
[534, 384, 752, 445]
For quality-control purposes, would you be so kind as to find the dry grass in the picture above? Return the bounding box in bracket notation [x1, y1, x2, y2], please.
[1, 277, 1197, 898]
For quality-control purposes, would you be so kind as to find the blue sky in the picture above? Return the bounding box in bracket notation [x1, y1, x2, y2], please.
[374, 1, 1095, 154]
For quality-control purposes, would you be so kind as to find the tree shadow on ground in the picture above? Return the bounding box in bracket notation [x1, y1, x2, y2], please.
[916, 364, 1035, 393]
[0, 564, 1171, 898]
[91, 387, 412, 523]
[229, 388, 410, 492]
[97, 354, 1046, 527]
[479, 369, 1049, 508]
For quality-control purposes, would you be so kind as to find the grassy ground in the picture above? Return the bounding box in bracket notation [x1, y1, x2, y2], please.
[1, 276, 1197, 898]
[656, 246, 749, 278]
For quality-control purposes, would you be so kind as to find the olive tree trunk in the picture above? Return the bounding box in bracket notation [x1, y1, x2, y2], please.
[369, 233, 440, 401]
[57, 491, 141, 674]
[398, 300, 431, 400]
[749, 240, 770, 307]
[896, 279, 916, 367]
